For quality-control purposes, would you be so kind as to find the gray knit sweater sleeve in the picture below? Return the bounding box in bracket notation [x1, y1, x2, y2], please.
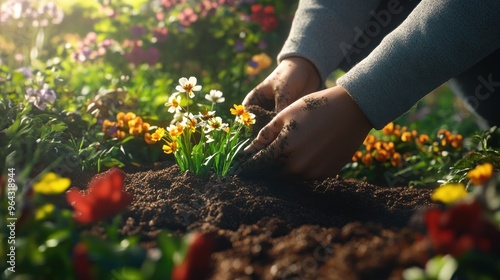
[337, 0, 500, 129]
[277, 0, 381, 82]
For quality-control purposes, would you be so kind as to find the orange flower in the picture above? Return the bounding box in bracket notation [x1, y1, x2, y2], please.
[363, 134, 376, 145]
[144, 133, 156, 144]
[128, 116, 144, 135]
[382, 122, 394, 135]
[437, 129, 451, 138]
[246, 53, 272, 76]
[450, 134, 463, 148]
[401, 131, 413, 142]
[117, 130, 126, 140]
[116, 112, 126, 122]
[66, 168, 133, 224]
[384, 142, 395, 153]
[376, 149, 389, 162]
[417, 134, 430, 145]
[124, 112, 137, 123]
[391, 152, 402, 167]
[361, 153, 373, 166]
[352, 151, 362, 162]
[467, 163, 494, 185]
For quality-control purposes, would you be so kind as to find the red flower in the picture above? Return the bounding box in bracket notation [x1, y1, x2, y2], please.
[425, 201, 500, 256]
[72, 242, 94, 280]
[250, 4, 278, 32]
[66, 168, 133, 224]
[172, 233, 215, 280]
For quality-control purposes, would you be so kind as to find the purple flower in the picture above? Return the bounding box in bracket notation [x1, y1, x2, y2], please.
[258, 40, 268, 50]
[234, 41, 244, 52]
[130, 26, 147, 39]
[247, 60, 258, 69]
[25, 83, 56, 110]
[16, 67, 33, 78]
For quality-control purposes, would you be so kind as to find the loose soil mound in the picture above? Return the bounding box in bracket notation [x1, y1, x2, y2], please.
[80, 161, 433, 280]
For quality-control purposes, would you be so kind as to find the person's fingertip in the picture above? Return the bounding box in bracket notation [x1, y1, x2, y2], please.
[243, 144, 255, 154]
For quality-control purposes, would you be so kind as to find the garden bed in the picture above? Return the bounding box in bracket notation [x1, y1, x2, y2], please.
[72, 160, 436, 280]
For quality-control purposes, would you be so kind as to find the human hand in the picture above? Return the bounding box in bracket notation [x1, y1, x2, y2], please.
[242, 56, 321, 112]
[242, 85, 372, 179]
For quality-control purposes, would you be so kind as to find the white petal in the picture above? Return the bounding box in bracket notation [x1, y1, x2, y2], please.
[179, 77, 188, 86]
[175, 85, 184, 92]
[188, 76, 197, 85]
[193, 85, 202, 91]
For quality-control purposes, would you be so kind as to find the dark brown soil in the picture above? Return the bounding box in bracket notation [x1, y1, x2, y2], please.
[83, 160, 433, 280]
[73, 106, 436, 279]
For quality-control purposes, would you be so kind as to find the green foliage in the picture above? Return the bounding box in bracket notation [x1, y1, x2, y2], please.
[445, 126, 500, 185]
[156, 77, 254, 177]
[0, 193, 189, 279]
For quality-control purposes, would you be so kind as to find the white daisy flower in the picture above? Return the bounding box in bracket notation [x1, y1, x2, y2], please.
[175, 76, 202, 98]
[205, 89, 225, 103]
[165, 95, 182, 113]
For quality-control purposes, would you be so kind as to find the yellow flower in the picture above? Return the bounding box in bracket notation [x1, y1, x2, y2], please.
[124, 112, 137, 123]
[238, 112, 256, 127]
[36, 203, 55, 220]
[183, 113, 198, 132]
[33, 172, 71, 195]
[230, 104, 246, 116]
[167, 123, 184, 138]
[431, 184, 468, 204]
[116, 112, 126, 122]
[128, 116, 144, 135]
[151, 128, 166, 142]
[162, 141, 178, 154]
[467, 162, 494, 185]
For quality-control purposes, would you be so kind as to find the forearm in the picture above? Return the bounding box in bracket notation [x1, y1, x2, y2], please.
[278, 0, 381, 83]
[337, 0, 500, 129]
